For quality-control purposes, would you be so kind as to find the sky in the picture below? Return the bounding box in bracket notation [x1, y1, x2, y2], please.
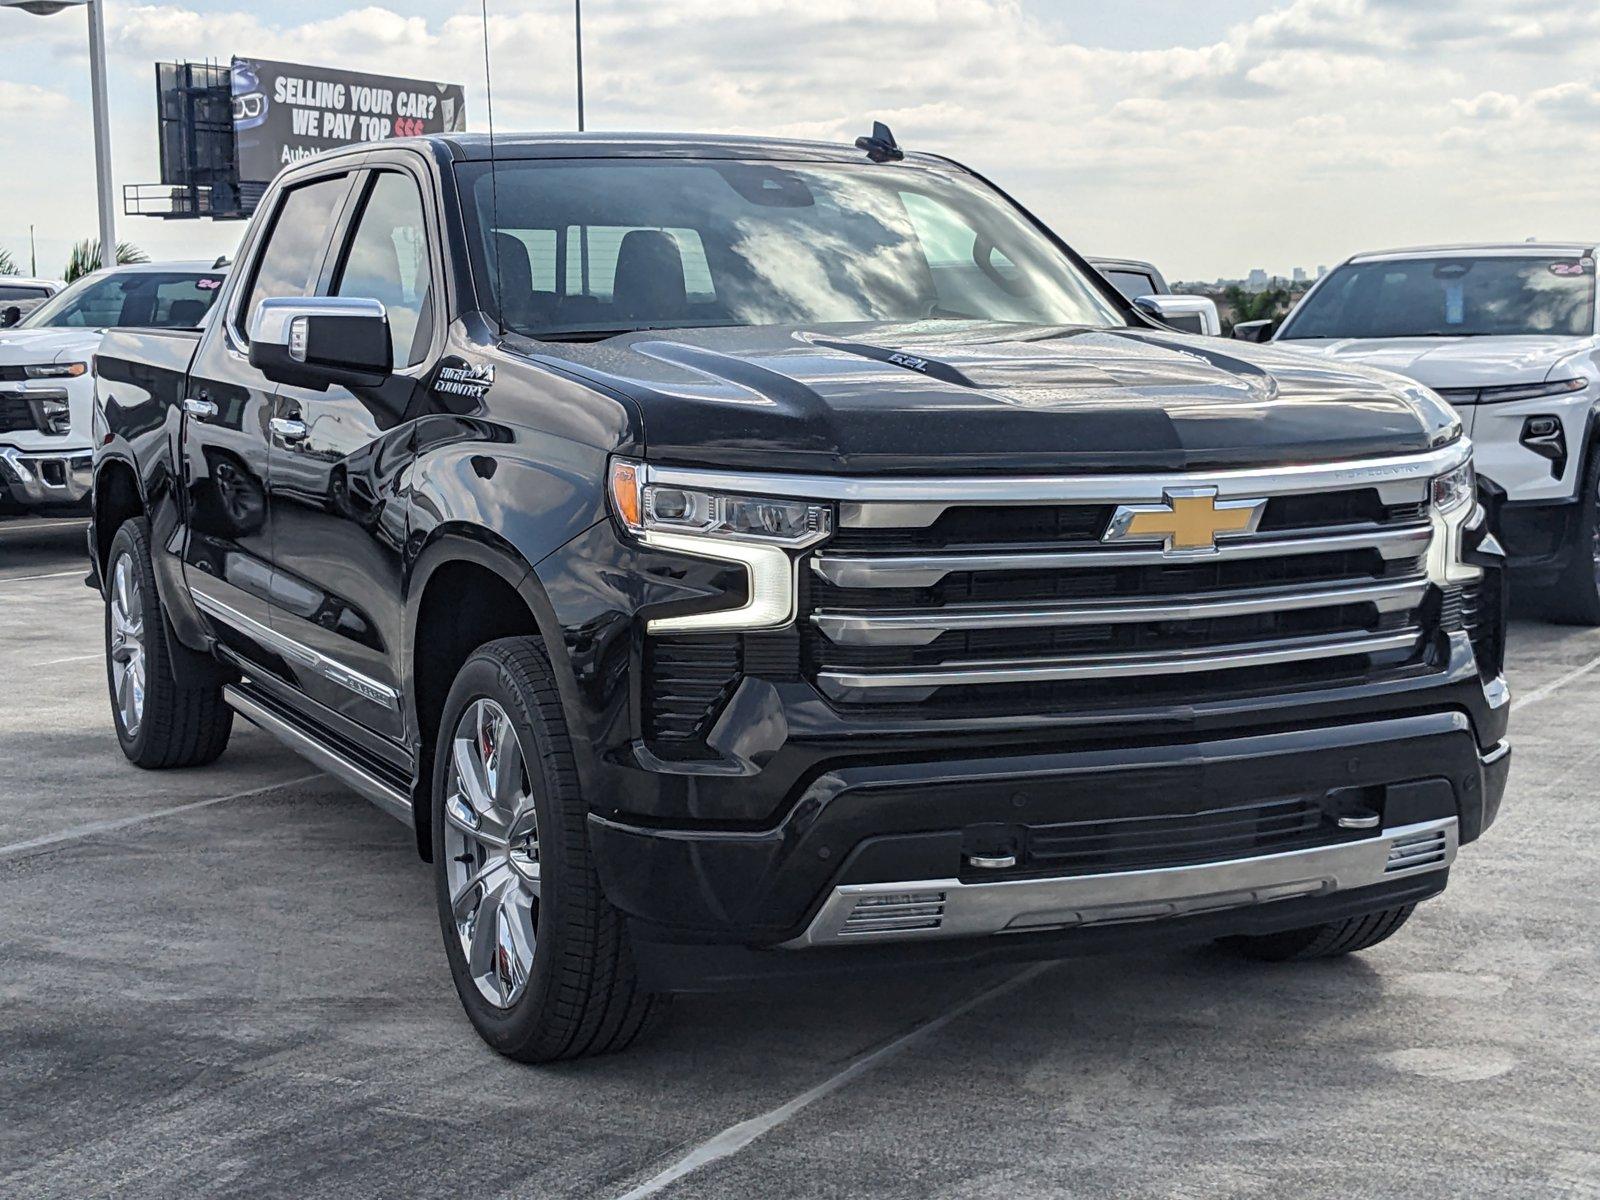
[3, 0, 1599, 283]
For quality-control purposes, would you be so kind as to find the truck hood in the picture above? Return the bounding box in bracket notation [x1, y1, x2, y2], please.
[1276, 334, 1594, 391]
[528, 321, 1458, 474]
[0, 327, 102, 365]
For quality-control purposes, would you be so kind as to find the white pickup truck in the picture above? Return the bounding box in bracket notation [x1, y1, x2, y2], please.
[0, 261, 225, 514]
[1262, 242, 1600, 623]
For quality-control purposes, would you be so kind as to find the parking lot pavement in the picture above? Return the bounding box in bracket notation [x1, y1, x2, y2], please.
[2, 531, 1597, 1200]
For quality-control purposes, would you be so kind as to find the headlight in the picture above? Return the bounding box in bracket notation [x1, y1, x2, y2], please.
[609, 457, 833, 633]
[24, 362, 87, 379]
[1426, 455, 1482, 586]
[1430, 460, 1475, 514]
[1475, 378, 1587, 404]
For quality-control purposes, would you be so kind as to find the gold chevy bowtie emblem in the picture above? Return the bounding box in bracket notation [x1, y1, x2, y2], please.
[1104, 489, 1267, 553]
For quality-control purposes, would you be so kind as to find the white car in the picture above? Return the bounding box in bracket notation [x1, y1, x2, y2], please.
[0, 261, 226, 514]
[0, 278, 65, 328]
[1259, 242, 1600, 622]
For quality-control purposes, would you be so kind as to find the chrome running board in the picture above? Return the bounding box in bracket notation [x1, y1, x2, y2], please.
[223, 684, 412, 825]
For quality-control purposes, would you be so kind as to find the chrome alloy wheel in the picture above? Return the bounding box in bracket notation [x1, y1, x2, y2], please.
[108, 553, 147, 740]
[442, 698, 541, 1008]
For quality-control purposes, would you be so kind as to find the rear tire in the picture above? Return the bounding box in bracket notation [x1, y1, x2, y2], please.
[104, 517, 233, 769]
[432, 637, 664, 1062]
[1218, 904, 1416, 962]
[1546, 448, 1600, 625]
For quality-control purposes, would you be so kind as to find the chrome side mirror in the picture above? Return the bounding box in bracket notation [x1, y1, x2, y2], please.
[248, 297, 391, 391]
[1134, 294, 1222, 337]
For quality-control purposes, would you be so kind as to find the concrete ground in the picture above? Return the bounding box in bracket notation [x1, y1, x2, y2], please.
[1, 515, 1596, 1200]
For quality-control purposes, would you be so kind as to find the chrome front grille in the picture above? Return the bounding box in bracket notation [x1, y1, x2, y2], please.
[803, 460, 1447, 709]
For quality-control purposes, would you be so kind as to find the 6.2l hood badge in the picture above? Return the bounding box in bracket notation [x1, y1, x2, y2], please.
[1103, 488, 1267, 553]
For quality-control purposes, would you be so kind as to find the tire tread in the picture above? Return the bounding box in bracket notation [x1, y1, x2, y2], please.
[108, 518, 233, 770]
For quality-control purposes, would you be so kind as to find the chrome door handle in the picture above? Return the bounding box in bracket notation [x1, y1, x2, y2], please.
[183, 396, 218, 420]
[270, 417, 309, 443]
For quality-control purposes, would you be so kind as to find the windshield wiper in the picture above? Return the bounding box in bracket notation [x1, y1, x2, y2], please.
[532, 321, 745, 343]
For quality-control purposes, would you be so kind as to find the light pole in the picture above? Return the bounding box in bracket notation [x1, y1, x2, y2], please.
[3, 0, 117, 266]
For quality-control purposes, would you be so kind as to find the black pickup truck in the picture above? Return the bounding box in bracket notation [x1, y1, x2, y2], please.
[90, 129, 1511, 1062]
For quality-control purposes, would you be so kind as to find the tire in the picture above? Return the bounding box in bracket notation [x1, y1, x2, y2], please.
[1218, 904, 1416, 962]
[1546, 447, 1600, 626]
[432, 637, 664, 1062]
[104, 517, 234, 769]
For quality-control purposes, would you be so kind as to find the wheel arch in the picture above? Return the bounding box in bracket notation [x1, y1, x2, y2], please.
[404, 523, 583, 862]
[91, 453, 145, 585]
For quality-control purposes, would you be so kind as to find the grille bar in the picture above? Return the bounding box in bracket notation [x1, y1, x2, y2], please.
[816, 629, 1422, 699]
[812, 577, 1427, 647]
[811, 525, 1432, 589]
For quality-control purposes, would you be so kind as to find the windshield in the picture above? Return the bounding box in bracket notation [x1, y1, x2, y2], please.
[1280, 255, 1596, 340]
[458, 159, 1124, 339]
[20, 270, 226, 331]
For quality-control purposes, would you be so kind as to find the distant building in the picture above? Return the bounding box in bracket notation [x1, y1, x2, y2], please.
[1317, 265, 1328, 278]
[1246, 268, 1269, 291]
[1292, 267, 1308, 283]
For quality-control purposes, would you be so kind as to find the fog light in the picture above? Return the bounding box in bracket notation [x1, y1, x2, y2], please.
[1521, 415, 1566, 478]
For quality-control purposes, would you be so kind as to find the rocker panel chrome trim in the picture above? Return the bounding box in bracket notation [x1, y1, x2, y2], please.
[190, 588, 400, 711]
[784, 817, 1458, 947]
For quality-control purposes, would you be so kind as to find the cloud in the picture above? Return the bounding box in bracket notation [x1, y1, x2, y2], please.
[5, 0, 1600, 279]
[0, 80, 72, 120]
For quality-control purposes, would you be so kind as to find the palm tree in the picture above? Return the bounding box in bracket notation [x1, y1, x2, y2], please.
[0, 247, 18, 276]
[64, 238, 149, 283]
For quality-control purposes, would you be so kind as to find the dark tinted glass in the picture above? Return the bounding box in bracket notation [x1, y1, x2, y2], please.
[0, 285, 49, 302]
[1105, 270, 1157, 301]
[1282, 256, 1596, 339]
[240, 174, 351, 336]
[334, 172, 433, 367]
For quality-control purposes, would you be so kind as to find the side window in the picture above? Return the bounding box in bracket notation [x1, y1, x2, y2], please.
[1105, 270, 1158, 301]
[333, 171, 434, 368]
[238, 174, 351, 339]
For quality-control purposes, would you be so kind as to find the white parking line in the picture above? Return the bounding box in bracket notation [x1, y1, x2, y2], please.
[0, 568, 86, 585]
[0, 519, 87, 536]
[612, 963, 1052, 1200]
[0, 773, 323, 862]
[1515, 648, 1600, 710]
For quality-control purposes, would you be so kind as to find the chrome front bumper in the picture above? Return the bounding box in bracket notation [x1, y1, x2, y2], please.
[0, 445, 93, 507]
[784, 817, 1457, 947]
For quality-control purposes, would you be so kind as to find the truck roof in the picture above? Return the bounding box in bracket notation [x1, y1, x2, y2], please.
[1346, 241, 1597, 263]
[410, 130, 960, 169]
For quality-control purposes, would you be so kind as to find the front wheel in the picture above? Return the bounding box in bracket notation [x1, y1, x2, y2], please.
[1546, 449, 1600, 625]
[1218, 904, 1416, 962]
[432, 638, 663, 1062]
[104, 518, 233, 768]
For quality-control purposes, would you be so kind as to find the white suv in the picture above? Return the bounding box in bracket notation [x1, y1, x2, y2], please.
[0, 261, 225, 514]
[1261, 243, 1600, 622]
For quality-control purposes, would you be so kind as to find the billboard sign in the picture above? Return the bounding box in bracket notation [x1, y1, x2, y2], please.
[231, 57, 467, 185]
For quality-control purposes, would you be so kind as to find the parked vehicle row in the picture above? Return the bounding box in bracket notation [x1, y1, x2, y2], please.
[0, 262, 226, 514]
[87, 128, 1509, 1061]
[1241, 243, 1600, 623]
[0, 277, 63, 328]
